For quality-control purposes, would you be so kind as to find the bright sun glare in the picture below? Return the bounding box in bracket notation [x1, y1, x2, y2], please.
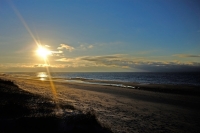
[36, 45, 51, 59]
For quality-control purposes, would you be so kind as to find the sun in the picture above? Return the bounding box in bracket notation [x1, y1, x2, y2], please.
[36, 45, 51, 59]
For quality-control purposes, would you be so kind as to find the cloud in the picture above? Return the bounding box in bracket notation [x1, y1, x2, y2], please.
[79, 44, 86, 50]
[88, 45, 93, 49]
[57, 44, 74, 52]
[80, 54, 124, 62]
[34, 64, 50, 67]
[0, 63, 69, 70]
[33, 64, 67, 68]
[55, 54, 200, 72]
[51, 50, 63, 56]
[173, 54, 200, 58]
[55, 58, 74, 62]
[45, 45, 50, 47]
[0, 63, 35, 68]
[78, 44, 94, 50]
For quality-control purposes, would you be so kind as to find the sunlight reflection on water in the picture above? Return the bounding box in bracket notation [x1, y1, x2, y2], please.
[37, 72, 48, 81]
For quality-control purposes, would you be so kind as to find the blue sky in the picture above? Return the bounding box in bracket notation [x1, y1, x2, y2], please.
[0, 0, 200, 72]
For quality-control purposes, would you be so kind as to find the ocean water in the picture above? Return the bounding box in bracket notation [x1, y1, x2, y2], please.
[7, 72, 200, 86]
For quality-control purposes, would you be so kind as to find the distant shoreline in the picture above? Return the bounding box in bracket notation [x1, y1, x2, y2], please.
[2, 72, 200, 86]
[1, 73, 200, 96]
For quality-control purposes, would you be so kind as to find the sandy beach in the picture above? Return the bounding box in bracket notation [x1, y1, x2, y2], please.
[1, 74, 200, 133]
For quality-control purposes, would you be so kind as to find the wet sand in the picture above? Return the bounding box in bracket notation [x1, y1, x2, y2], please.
[1, 74, 200, 133]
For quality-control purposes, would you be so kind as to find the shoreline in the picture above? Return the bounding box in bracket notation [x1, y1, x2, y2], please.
[3, 73, 200, 96]
[1, 75, 200, 133]
[2, 72, 200, 87]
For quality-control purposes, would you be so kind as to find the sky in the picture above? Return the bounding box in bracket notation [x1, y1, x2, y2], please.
[0, 0, 200, 72]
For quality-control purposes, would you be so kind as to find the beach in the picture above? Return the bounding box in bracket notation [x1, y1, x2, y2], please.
[0, 74, 200, 133]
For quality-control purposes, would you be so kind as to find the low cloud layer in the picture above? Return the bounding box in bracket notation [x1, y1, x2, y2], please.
[174, 54, 200, 58]
[1, 53, 200, 72]
[55, 54, 200, 72]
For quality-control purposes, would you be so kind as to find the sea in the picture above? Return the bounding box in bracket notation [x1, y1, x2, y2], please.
[5, 72, 200, 87]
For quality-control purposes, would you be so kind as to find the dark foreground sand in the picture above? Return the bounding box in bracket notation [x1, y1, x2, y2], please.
[1, 74, 200, 133]
[0, 78, 112, 133]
